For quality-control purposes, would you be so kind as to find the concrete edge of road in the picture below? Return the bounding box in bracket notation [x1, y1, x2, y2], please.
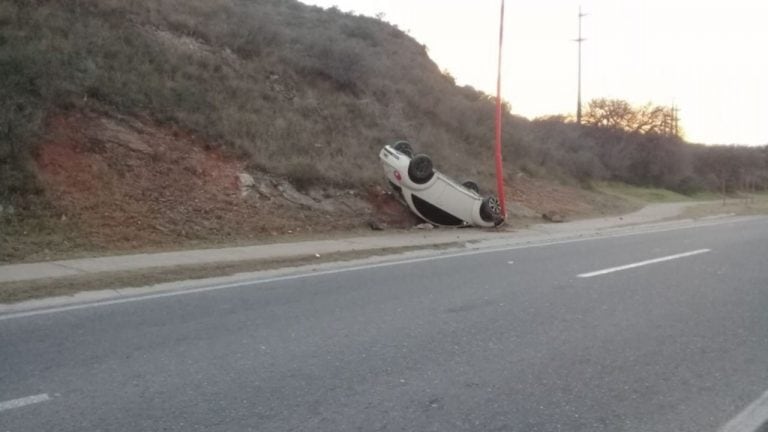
[0, 213, 761, 319]
[720, 389, 768, 432]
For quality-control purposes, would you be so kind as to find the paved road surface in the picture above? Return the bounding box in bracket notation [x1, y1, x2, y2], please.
[2, 216, 767, 431]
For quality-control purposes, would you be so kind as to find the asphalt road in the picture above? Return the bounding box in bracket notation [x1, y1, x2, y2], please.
[2, 216, 768, 432]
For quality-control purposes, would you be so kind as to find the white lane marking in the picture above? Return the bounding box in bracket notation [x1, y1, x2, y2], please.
[720, 388, 768, 432]
[0, 216, 758, 322]
[0, 394, 50, 412]
[508, 261, 515, 265]
[577, 249, 711, 278]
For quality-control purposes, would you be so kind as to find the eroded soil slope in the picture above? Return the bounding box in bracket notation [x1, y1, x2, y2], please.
[6, 112, 413, 260]
[2, 111, 632, 263]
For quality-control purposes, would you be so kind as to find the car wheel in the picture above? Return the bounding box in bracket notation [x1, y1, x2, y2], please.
[480, 196, 502, 223]
[462, 181, 479, 193]
[408, 154, 434, 184]
[393, 141, 413, 158]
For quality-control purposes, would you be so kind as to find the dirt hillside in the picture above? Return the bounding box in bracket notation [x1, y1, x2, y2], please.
[0, 0, 646, 263]
[0, 110, 636, 263]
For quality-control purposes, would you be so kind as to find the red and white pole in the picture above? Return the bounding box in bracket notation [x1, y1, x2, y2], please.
[494, 0, 507, 219]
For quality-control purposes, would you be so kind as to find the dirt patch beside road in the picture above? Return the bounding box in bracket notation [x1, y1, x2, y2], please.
[674, 195, 768, 220]
[507, 175, 635, 219]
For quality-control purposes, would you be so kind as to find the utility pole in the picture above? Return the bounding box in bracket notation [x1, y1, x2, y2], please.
[493, 0, 507, 219]
[672, 104, 680, 137]
[574, 6, 587, 125]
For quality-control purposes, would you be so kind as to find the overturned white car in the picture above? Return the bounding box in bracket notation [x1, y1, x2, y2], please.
[379, 141, 503, 228]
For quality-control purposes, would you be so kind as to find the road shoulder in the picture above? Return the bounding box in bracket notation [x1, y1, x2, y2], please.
[0, 202, 743, 306]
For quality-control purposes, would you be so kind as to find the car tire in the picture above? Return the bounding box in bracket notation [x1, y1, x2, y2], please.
[462, 181, 479, 193]
[408, 154, 434, 184]
[480, 196, 502, 223]
[393, 141, 413, 158]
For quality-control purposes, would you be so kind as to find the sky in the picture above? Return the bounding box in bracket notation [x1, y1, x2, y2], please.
[299, 0, 768, 146]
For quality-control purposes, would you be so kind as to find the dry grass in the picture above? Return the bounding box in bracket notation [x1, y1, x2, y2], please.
[595, 182, 694, 203]
[1, 0, 505, 194]
[2, 0, 766, 248]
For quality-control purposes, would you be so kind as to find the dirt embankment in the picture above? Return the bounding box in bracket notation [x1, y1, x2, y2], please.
[3, 111, 414, 261]
[2, 111, 633, 263]
[506, 174, 636, 221]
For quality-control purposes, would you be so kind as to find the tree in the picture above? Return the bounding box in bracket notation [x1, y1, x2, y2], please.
[583, 98, 679, 136]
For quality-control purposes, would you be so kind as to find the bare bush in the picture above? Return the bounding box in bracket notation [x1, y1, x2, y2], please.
[583, 98, 679, 136]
